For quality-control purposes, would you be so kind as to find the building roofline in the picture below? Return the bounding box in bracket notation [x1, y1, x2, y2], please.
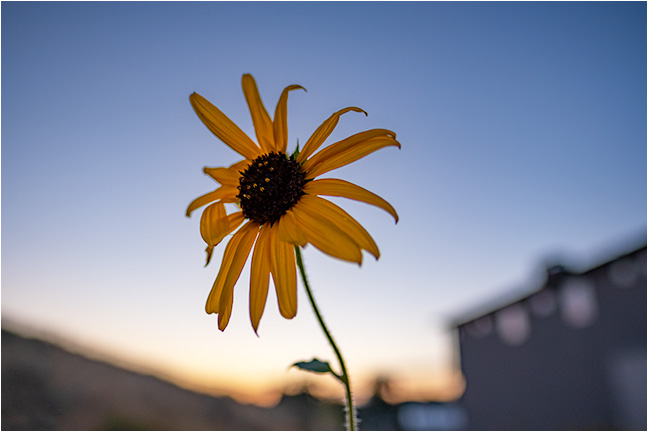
[449, 242, 646, 329]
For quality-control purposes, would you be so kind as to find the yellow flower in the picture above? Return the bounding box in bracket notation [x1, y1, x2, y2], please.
[187, 74, 400, 332]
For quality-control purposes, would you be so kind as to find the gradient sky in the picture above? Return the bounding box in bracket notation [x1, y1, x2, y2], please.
[2, 2, 646, 403]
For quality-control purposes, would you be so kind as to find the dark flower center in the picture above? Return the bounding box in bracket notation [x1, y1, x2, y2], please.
[237, 152, 306, 225]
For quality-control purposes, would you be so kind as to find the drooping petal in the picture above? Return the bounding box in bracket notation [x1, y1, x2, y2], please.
[291, 201, 363, 264]
[302, 129, 400, 178]
[200, 203, 228, 265]
[242, 74, 274, 153]
[249, 224, 272, 333]
[201, 210, 246, 266]
[186, 186, 239, 217]
[273, 84, 306, 153]
[205, 221, 259, 331]
[268, 226, 297, 319]
[190, 92, 262, 160]
[276, 209, 308, 246]
[304, 178, 399, 223]
[205, 221, 250, 314]
[297, 107, 367, 164]
[299, 195, 380, 259]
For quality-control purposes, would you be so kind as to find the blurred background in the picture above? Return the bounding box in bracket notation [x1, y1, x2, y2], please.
[2, 2, 645, 430]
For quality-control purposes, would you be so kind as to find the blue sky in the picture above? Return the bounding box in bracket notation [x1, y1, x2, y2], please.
[2, 2, 645, 402]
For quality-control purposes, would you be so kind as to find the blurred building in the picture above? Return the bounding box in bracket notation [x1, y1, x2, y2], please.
[454, 243, 646, 430]
[359, 377, 467, 430]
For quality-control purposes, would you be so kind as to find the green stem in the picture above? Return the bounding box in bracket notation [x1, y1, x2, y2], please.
[295, 246, 357, 431]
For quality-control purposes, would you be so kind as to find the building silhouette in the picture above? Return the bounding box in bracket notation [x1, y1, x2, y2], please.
[455, 243, 646, 430]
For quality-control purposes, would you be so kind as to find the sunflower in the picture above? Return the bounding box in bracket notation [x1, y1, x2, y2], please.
[186, 74, 400, 332]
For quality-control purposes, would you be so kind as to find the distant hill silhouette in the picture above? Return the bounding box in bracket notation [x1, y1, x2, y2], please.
[1, 328, 343, 430]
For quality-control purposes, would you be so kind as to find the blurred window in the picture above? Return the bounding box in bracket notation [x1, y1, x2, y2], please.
[559, 278, 598, 328]
[495, 303, 531, 346]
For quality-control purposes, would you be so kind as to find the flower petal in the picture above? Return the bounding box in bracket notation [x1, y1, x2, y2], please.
[276, 209, 308, 247]
[190, 92, 261, 160]
[273, 84, 306, 153]
[297, 107, 367, 164]
[206, 221, 258, 331]
[304, 178, 399, 223]
[186, 186, 239, 217]
[249, 224, 272, 333]
[205, 220, 253, 314]
[292, 201, 363, 264]
[242, 74, 274, 153]
[201, 209, 246, 266]
[200, 203, 228, 265]
[203, 160, 248, 186]
[302, 129, 400, 178]
[299, 195, 380, 259]
[269, 226, 297, 319]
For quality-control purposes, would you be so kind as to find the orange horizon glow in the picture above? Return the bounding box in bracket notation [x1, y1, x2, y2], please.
[2, 317, 465, 407]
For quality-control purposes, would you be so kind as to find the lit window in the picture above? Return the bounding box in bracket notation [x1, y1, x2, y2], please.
[495, 303, 531, 346]
[559, 278, 598, 328]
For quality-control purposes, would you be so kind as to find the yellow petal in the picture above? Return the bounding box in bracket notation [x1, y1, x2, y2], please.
[249, 224, 272, 333]
[202, 167, 239, 186]
[205, 224, 243, 314]
[292, 201, 363, 264]
[225, 211, 245, 233]
[203, 159, 248, 186]
[207, 212, 245, 267]
[276, 209, 308, 247]
[190, 92, 261, 160]
[242, 74, 274, 153]
[268, 226, 297, 319]
[201, 209, 246, 266]
[302, 129, 400, 178]
[273, 84, 306, 153]
[299, 195, 379, 259]
[208, 221, 258, 331]
[200, 203, 229, 265]
[304, 178, 399, 223]
[297, 107, 367, 164]
[186, 186, 239, 217]
[305, 136, 400, 179]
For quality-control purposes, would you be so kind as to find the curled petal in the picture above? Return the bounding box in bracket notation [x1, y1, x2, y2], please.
[242, 74, 274, 153]
[269, 226, 297, 319]
[304, 178, 399, 223]
[273, 84, 306, 153]
[190, 92, 262, 160]
[249, 224, 272, 333]
[200, 203, 228, 264]
[299, 195, 379, 259]
[292, 201, 363, 264]
[201, 210, 245, 266]
[186, 186, 239, 217]
[297, 107, 367, 164]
